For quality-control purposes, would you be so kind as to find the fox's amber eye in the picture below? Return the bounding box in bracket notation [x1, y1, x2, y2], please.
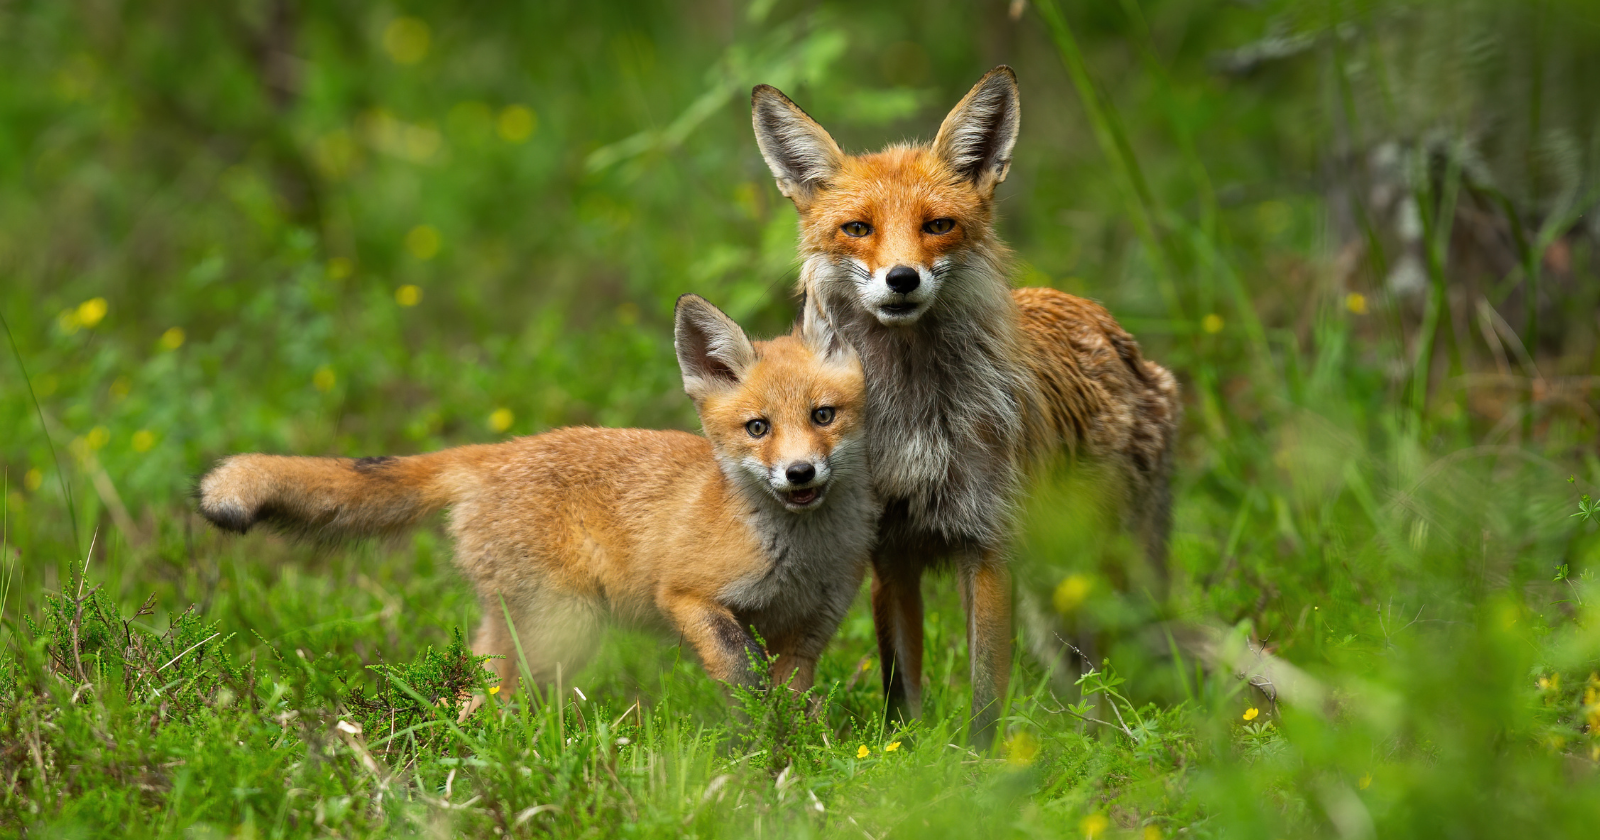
[745, 419, 769, 438]
[841, 221, 873, 237]
[812, 407, 836, 426]
[922, 218, 956, 235]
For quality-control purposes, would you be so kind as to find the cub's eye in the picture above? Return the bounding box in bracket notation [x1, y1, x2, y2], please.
[922, 218, 956, 235]
[841, 221, 873, 238]
[811, 406, 836, 426]
[745, 419, 769, 438]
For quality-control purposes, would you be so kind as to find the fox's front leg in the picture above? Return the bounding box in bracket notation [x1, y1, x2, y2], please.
[960, 552, 1012, 751]
[767, 646, 827, 720]
[768, 649, 818, 694]
[870, 555, 925, 726]
[662, 591, 766, 689]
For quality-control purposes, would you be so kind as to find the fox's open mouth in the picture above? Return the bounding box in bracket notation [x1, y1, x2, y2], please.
[876, 301, 923, 324]
[780, 486, 824, 508]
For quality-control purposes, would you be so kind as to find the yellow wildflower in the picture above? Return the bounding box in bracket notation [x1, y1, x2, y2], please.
[1358, 772, 1372, 790]
[488, 408, 514, 433]
[1143, 827, 1162, 840]
[488, 685, 500, 696]
[1255, 200, 1291, 237]
[383, 17, 430, 65]
[856, 744, 870, 759]
[76, 297, 107, 329]
[1243, 707, 1259, 721]
[313, 366, 337, 393]
[498, 105, 538, 143]
[1053, 574, 1092, 614]
[1081, 814, 1109, 839]
[1345, 292, 1367, 314]
[405, 224, 441, 260]
[395, 284, 422, 306]
[1005, 731, 1039, 766]
[884, 741, 900, 752]
[1202, 313, 1224, 334]
[131, 430, 156, 453]
[160, 327, 185, 350]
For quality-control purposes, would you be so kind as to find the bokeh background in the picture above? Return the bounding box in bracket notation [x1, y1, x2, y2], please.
[4, 1, 1600, 837]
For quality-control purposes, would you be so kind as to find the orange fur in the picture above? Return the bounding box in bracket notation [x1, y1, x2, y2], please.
[197, 296, 877, 714]
[753, 68, 1180, 746]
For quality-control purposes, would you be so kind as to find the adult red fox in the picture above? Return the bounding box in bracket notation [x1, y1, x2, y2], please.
[752, 67, 1180, 744]
[197, 295, 876, 710]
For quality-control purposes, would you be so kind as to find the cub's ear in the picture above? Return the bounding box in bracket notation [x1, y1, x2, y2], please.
[751, 85, 845, 208]
[799, 290, 858, 369]
[931, 66, 1020, 197]
[675, 294, 756, 401]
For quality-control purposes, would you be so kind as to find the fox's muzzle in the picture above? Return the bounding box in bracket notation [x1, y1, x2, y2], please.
[860, 260, 940, 326]
[885, 265, 920, 294]
[772, 458, 830, 510]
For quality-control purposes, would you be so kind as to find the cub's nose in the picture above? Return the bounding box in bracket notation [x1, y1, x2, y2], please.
[885, 265, 920, 294]
[785, 462, 817, 485]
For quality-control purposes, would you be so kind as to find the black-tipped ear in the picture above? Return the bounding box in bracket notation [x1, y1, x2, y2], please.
[751, 85, 845, 207]
[931, 66, 1020, 196]
[799, 290, 858, 368]
[674, 294, 756, 401]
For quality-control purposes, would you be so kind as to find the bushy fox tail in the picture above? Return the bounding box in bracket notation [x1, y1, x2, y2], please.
[197, 445, 500, 541]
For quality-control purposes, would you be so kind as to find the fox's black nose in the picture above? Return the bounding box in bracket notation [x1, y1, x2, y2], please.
[885, 265, 920, 294]
[785, 462, 817, 485]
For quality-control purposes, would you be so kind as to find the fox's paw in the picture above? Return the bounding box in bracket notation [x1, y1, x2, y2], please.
[196, 455, 273, 533]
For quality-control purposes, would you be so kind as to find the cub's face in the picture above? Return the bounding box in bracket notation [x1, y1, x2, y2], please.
[696, 335, 866, 512]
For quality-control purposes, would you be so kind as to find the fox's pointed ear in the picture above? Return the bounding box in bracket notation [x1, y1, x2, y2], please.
[799, 290, 858, 368]
[751, 85, 844, 208]
[675, 294, 756, 400]
[932, 66, 1020, 197]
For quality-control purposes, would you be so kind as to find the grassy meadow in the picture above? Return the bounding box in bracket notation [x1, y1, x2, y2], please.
[4, 1, 1600, 836]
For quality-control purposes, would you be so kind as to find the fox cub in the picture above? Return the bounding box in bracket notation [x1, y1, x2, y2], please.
[197, 295, 876, 706]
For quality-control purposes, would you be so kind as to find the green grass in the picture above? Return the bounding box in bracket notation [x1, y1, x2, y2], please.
[5, 0, 1600, 837]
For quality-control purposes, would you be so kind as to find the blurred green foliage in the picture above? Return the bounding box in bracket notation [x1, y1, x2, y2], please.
[4, 0, 1600, 837]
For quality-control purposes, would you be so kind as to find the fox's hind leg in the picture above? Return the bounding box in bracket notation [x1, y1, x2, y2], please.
[1138, 472, 1175, 600]
[460, 589, 601, 720]
[959, 553, 1012, 751]
[1132, 361, 1181, 602]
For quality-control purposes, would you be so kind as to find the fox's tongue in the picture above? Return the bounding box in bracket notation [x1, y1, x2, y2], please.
[786, 488, 818, 506]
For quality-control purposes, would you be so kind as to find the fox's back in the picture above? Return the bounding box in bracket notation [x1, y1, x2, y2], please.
[1013, 286, 1179, 500]
[446, 427, 745, 624]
